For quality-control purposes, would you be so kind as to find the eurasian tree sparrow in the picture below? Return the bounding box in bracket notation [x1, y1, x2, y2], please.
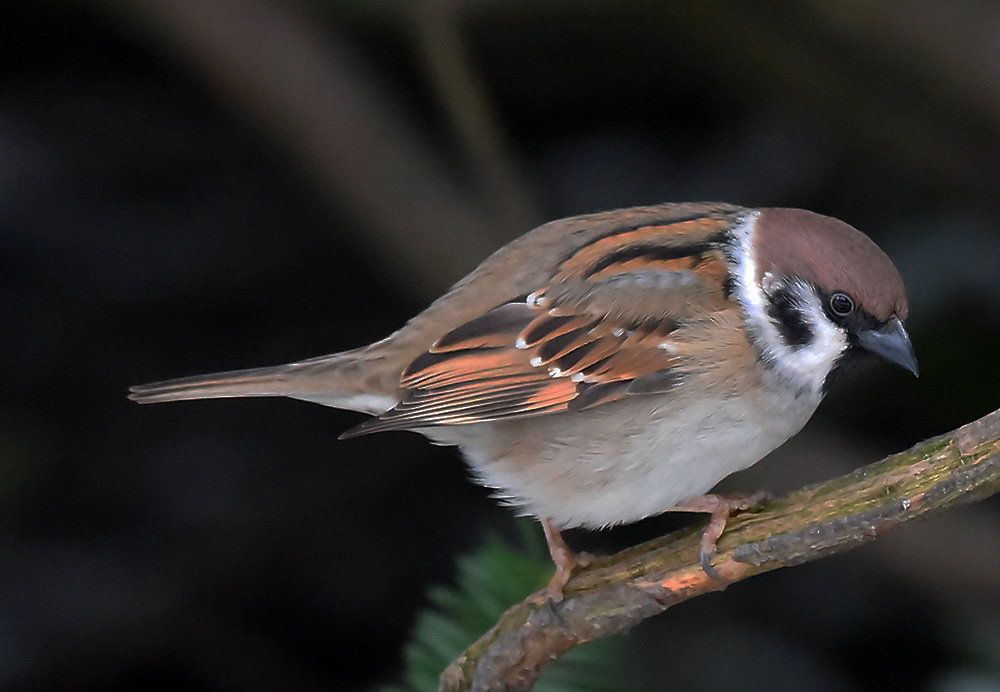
[130, 202, 918, 597]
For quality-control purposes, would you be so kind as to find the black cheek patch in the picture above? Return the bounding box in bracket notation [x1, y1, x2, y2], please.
[767, 289, 814, 347]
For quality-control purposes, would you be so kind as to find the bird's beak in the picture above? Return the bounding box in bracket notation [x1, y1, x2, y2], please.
[856, 316, 919, 377]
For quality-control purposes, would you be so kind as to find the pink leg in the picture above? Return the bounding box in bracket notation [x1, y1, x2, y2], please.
[541, 518, 591, 601]
[671, 491, 771, 580]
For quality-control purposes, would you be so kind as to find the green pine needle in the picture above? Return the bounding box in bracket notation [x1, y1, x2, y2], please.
[386, 520, 645, 692]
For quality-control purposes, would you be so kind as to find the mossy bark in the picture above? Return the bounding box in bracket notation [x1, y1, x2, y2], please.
[441, 407, 1000, 692]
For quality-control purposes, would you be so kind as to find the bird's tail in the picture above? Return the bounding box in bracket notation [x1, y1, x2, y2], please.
[128, 347, 398, 414]
[128, 363, 299, 403]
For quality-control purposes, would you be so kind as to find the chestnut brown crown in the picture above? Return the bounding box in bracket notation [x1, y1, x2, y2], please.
[753, 208, 908, 323]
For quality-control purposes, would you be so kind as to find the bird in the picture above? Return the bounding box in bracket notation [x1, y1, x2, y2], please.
[129, 202, 918, 599]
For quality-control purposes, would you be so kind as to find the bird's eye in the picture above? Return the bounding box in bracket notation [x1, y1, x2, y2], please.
[829, 292, 855, 317]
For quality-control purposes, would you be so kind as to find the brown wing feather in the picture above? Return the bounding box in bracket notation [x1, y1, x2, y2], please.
[342, 220, 734, 437]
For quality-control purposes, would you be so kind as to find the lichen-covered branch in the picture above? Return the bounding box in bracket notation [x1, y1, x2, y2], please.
[440, 407, 1000, 692]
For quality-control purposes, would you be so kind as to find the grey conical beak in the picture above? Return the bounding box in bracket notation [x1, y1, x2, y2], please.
[856, 316, 919, 377]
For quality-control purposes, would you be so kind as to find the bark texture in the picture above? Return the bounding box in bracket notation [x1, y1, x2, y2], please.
[441, 407, 1000, 692]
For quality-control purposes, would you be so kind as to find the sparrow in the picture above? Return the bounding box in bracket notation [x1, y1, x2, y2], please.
[130, 202, 918, 598]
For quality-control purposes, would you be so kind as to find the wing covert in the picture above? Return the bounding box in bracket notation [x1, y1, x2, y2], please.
[342, 219, 735, 437]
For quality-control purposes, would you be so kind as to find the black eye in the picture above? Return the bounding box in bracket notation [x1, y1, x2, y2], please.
[829, 292, 855, 317]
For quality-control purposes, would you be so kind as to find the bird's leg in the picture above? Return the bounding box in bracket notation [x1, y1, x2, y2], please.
[670, 491, 771, 581]
[541, 518, 592, 601]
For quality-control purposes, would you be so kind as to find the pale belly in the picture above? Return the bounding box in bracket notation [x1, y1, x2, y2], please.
[427, 385, 821, 529]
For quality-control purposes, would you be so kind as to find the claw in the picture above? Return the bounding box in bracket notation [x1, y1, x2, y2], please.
[699, 544, 722, 581]
[672, 491, 771, 582]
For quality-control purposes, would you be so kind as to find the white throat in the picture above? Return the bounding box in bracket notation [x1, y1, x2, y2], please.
[729, 212, 848, 395]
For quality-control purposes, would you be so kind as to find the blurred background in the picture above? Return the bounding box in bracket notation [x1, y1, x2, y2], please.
[3, 1, 1000, 690]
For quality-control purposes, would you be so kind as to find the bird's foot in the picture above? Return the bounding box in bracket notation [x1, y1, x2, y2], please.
[672, 491, 771, 581]
[541, 518, 593, 602]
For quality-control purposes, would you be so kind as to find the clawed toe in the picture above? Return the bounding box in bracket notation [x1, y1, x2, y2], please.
[699, 541, 722, 582]
[542, 519, 593, 601]
[673, 491, 771, 581]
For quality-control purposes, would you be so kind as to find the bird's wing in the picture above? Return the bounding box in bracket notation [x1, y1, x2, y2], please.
[343, 218, 736, 436]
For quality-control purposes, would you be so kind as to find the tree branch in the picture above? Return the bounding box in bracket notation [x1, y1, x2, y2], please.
[440, 406, 1000, 692]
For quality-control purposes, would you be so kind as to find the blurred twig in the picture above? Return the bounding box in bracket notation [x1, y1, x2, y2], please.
[441, 406, 1000, 692]
[412, 0, 540, 232]
[94, 0, 519, 297]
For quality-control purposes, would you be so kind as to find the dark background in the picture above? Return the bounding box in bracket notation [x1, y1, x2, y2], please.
[3, 1, 1000, 690]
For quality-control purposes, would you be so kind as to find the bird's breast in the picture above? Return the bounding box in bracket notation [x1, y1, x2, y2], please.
[430, 377, 822, 529]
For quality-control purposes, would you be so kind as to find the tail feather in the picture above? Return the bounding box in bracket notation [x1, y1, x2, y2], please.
[128, 364, 295, 404]
[129, 347, 402, 415]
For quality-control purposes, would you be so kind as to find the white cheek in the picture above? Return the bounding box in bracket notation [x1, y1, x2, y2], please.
[730, 214, 848, 394]
[789, 297, 848, 385]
